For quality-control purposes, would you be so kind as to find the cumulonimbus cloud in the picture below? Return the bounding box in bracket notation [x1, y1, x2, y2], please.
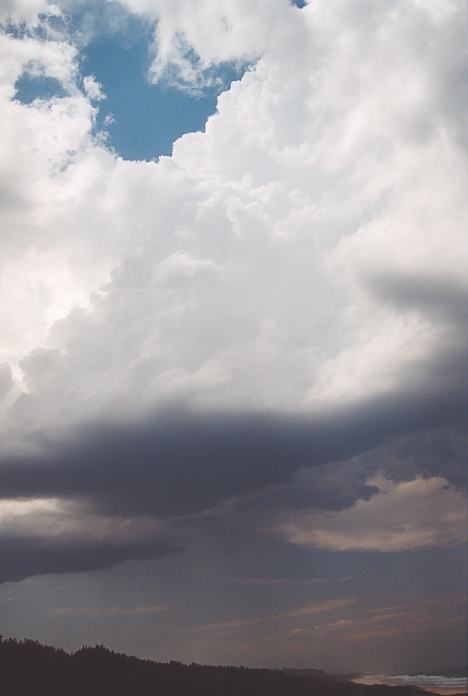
[0, 0, 466, 582]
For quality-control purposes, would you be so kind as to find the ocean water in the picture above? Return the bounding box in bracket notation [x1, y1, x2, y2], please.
[352, 673, 467, 694]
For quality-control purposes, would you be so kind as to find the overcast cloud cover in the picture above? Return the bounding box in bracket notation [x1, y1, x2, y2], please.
[0, 0, 466, 674]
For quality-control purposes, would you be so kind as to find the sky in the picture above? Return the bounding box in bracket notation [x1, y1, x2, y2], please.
[0, 0, 467, 676]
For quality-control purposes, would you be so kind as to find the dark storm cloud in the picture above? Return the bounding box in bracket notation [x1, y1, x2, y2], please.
[377, 427, 468, 491]
[0, 533, 180, 584]
[172, 424, 466, 556]
[0, 330, 465, 584]
[252, 460, 380, 514]
[0, 367, 465, 520]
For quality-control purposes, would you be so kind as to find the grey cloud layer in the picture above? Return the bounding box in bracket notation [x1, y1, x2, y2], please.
[0, 533, 179, 584]
[1, 373, 465, 519]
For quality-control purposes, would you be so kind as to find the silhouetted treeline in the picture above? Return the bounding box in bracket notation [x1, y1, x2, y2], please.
[0, 636, 433, 696]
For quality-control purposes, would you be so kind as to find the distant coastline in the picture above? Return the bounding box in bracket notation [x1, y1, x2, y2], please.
[351, 674, 467, 695]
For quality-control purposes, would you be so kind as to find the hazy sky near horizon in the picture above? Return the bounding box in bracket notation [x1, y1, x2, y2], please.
[0, 0, 467, 675]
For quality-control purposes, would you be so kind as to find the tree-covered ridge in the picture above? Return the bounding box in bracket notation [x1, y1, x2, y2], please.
[0, 636, 431, 696]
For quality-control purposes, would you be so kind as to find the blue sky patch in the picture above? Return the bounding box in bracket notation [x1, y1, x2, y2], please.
[13, 5, 247, 162]
[77, 13, 245, 161]
[15, 73, 67, 104]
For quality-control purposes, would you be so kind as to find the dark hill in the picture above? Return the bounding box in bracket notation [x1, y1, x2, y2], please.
[0, 636, 433, 696]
